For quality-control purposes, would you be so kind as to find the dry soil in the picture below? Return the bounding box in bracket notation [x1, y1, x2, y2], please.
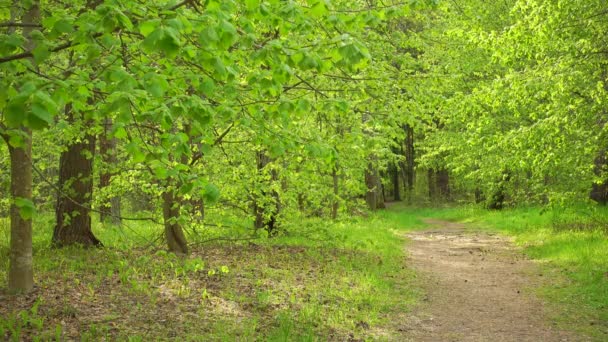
[400, 219, 586, 342]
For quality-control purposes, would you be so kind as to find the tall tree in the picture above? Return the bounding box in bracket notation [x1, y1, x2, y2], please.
[0, 0, 41, 293]
[53, 110, 101, 247]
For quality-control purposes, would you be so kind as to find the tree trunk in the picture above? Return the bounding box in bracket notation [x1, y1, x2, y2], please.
[404, 124, 415, 191]
[365, 160, 384, 210]
[53, 112, 101, 247]
[487, 172, 510, 210]
[474, 188, 485, 204]
[4, 127, 34, 293]
[99, 118, 121, 225]
[590, 150, 608, 204]
[428, 169, 437, 202]
[377, 175, 386, 209]
[162, 190, 188, 255]
[436, 169, 450, 201]
[391, 164, 401, 201]
[331, 164, 339, 219]
[253, 151, 280, 236]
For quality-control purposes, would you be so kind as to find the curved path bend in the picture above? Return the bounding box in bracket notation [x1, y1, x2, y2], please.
[400, 219, 582, 342]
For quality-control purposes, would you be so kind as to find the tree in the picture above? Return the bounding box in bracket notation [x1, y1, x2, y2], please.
[0, 0, 41, 293]
[53, 110, 101, 247]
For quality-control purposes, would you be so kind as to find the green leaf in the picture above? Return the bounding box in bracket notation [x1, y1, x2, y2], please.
[53, 19, 74, 35]
[112, 125, 128, 139]
[32, 44, 50, 64]
[218, 20, 237, 50]
[199, 26, 219, 45]
[179, 182, 194, 195]
[5, 97, 28, 127]
[199, 78, 215, 97]
[202, 183, 220, 204]
[8, 133, 24, 148]
[116, 11, 134, 30]
[154, 166, 169, 179]
[245, 0, 259, 11]
[28, 103, 52, 129]
[310, 1, 329, 17]
[159, 27, 181, 57]
[126, 141, 145, 163]
[14, 197, 35, 220]
[139, 20, 160, 36]
[144, 73, 169, 97]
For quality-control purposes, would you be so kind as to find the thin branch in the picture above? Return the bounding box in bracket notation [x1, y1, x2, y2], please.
[0, 22, 41, 28]
[0, 32, 103, 64]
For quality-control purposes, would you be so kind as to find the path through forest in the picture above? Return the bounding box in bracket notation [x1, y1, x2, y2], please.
[400, 219, 583, 341]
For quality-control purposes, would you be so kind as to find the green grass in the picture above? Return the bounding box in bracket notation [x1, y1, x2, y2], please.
[3, 203, 606, 340]
[0, 208, 422, 341]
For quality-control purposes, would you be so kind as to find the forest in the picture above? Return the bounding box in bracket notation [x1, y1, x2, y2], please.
[1, 0, 607, 340]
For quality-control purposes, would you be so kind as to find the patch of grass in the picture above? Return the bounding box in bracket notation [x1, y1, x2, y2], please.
[0, 208, 424, 340]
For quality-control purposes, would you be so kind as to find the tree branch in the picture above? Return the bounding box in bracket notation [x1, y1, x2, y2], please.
[0, 32, 103, 64]
[0, 22, 41, 28]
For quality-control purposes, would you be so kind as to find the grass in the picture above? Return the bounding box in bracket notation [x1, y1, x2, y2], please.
[414, 204, 608, 339]
[2, 203, 606, 340]
[0, 207, 422, 341]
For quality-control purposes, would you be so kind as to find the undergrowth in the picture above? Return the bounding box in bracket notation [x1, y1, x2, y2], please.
[0, 208, 420, 341]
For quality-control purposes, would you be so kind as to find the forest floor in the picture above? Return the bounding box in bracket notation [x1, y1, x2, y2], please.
[400, 218, 587, 341]
[1, 206, 607, 340]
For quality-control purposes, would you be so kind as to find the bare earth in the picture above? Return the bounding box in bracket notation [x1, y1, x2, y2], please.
[400, 219, 586, 342]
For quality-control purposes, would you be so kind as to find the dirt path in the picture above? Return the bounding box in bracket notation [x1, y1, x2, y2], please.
[400, 219, 583, 342]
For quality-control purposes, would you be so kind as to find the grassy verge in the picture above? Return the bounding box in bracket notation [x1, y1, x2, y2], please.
[0, 208, 421, 341]
[416, 204, 608, 339]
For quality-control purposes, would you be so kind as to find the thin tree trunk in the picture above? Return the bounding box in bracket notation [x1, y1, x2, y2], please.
[365, 160, 384, 210]
[53, 111, 101, 247]
[4, 127, 34, 293]
[99, 118, 121, 225]
[377, 175, 386, 209]
[253, 151, 280, 235]
[436, 169, 450, 201]
[365, 162, 378, 210]
[590, 150, 608, 204]
[404, 124, 415, 191]
[391, 164, 401, 201]
[162, 190, 188, 255]
[331, 164, 339, 219]
[487, 171, 510, 210]
[428, 168, 437, 202]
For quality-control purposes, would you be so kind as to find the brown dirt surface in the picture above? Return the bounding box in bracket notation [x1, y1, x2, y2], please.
[400, 219, 587, 342]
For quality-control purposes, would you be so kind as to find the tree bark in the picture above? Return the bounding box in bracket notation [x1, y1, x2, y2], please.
[53, 111, 101, 247]
[4, 0, 38, 293]
[428, 168, 437, 202]
[365, 160, 384, 210]
[162, 190, 188, 255]
[253, 151, 280, 235]
[331, 163, 339, 219]
[4, 127, 34, 293]
[391, 163, 401, 201]
[487, 172, 510, 210]
[404, 124, 415, 191]
[590, 150, 608, 204]
[99, 118, 121, 225]
[436, 169, 450, 201]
